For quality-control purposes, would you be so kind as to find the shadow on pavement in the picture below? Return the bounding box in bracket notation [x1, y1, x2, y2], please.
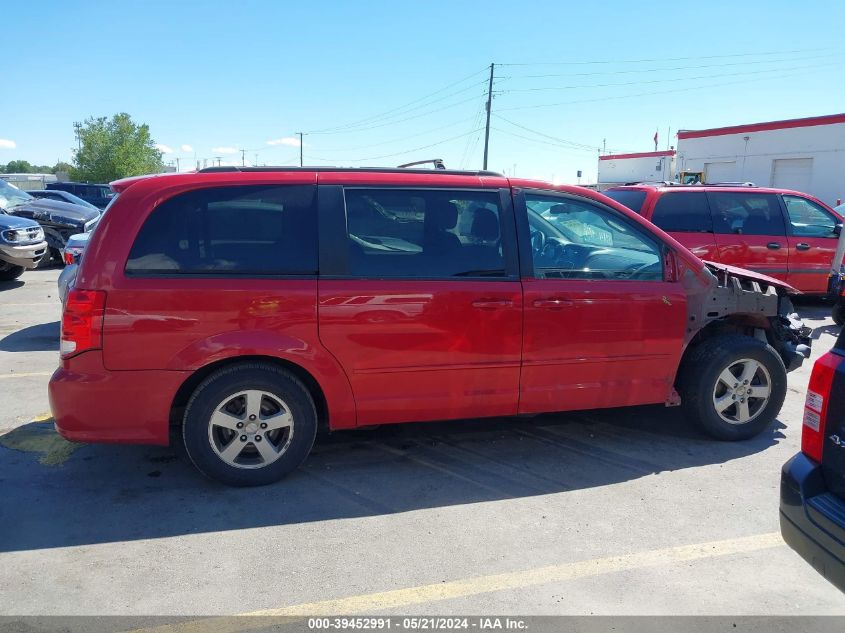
[0, 321, 59, 352]
[0, 279, 25, 291]
[0, 406, 785, 553]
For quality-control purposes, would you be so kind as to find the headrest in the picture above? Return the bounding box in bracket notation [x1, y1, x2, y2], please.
[471, 208, 499, 241]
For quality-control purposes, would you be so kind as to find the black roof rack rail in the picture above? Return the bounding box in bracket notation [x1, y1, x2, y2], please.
[198, 166, 504, 177]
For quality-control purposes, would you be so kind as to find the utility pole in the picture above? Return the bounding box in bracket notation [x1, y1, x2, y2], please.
[297, 132, 304, 167]
[175, 157, 180, 172]
[482, 63, 494, 170]
[240, 149, 246, 166]
[73, 122, 82, 152]
[215, 156, 221, 167]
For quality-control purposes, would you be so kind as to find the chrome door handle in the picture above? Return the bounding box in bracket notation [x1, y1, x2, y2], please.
[532, 298, 573, 309]
[796, 243, 811, 251]
[472, 299, 513, 309]
[766, 242, 781, 250]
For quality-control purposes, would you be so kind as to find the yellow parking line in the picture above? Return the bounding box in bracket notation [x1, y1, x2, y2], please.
[0, 372, 53, 379]
[126, 532, 783, 633]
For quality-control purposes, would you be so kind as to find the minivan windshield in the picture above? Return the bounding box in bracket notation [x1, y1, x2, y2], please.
[604, 189, 647, 213]
[0, 179, 35, 212]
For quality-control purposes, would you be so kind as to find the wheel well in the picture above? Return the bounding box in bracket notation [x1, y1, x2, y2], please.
[684, 314, 771, 357]
[169, 356, 330, 434]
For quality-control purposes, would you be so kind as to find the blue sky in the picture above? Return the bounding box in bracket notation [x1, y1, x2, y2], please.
[2, 0, 843, 183]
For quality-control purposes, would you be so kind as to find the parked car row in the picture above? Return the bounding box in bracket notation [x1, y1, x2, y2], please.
[0, 178, 101, 281]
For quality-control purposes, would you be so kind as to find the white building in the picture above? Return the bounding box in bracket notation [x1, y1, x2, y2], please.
[0, 173, 58, 191]
[676, 113, 845, 206]
[596, 150, 675, 189]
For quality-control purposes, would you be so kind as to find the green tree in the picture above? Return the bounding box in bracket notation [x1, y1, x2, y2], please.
[71, 113, 164, 182]
[52, 161, 73, 175]
[3, 160, 34, 173]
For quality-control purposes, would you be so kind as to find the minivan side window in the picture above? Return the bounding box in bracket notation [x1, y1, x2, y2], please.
[126, 185, 317, 275]
[526, 193, 663, 281]
[342, 188, 507, 278]
[707, 192, 786, 236]
[783, 195, 839, 238]
[650, 192, 712, 232]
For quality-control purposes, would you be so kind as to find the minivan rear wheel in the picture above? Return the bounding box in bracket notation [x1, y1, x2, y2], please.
[182, 363, 317, 486]
[678, 334, 786, 441]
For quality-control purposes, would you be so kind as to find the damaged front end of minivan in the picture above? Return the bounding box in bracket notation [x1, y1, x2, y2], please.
[684, 261, 812, 374]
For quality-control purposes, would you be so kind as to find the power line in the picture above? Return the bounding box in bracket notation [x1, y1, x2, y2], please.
[305, 82, 488, 136]
[307, 128, 484, 163]
[493, 114, 599, 151]
[305, 93, 485, 135]
[491, 128, 601, 157]
[497, 47, 831, 66]
[306, 67, 489, 134]
[311, 115, 479, 153]
[498, 66, 831, 111]
[497, 61, 839, 93]
[501, 53, 835, 79]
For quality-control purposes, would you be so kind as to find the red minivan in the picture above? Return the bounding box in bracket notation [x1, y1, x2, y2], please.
[49, 168, 811, 485]
[605, 185, 844, 295]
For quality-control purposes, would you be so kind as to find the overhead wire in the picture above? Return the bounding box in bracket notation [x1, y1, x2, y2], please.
[497, 61, 839, 93]
[496, 47, 831, 66]
[307, 128, 485, 163]
[501, 53, 835, 79]
[305, 67, 489, 134]
[498, 66, 833, 111]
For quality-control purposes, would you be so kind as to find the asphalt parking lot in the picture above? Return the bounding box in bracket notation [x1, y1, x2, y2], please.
[1, 268, 844, 618]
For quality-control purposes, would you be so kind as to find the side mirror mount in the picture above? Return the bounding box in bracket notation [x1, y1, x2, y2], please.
[834, 223, 842, 237]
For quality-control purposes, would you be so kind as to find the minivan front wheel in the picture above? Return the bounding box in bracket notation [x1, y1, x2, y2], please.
[679, 334, 786, 441]
[182, 363, 317, 486]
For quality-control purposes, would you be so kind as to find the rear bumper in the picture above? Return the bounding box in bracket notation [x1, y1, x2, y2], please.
[0, 240, 48, 269]
[780, 453, 845, 593]
[48, 351, 189, 445]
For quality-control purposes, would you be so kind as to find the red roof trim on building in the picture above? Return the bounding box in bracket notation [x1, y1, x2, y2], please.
[598, 150, 675, 161]
[678, 113, 845, 140]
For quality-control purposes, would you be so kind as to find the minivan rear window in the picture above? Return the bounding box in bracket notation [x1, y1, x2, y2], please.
[126, 185, 317, 275]
[604, 190, 646, 213]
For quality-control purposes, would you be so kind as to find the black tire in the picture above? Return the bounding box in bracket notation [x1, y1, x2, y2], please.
[833, 302, 845, 327]
[678, 334, 787, 441]
[35, 248, 58, 269]
[182, 363, 317, 486]
[0, 263, 25, 281]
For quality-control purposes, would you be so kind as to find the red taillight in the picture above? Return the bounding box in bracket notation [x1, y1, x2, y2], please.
[61, 289, 106, 359]
[801, 352, 838, 462]
[63, 251, 75, 265]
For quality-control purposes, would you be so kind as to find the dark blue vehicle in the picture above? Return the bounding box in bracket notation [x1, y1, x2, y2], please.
[46, 181, 113, 209]
[781, 325, 845, 593]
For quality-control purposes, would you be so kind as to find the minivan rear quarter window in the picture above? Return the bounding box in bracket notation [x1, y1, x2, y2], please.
[126, 185, 317, 275]
[604, 189, 647, 214]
